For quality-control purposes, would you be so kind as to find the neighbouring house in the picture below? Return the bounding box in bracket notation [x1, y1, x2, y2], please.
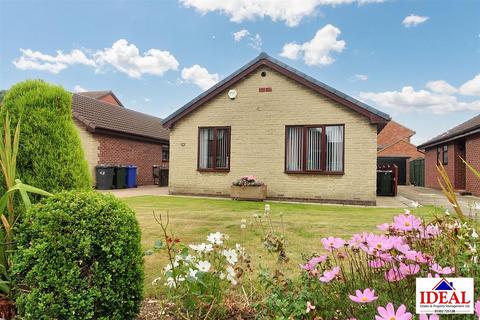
[162, 53, 390, 205]
[417, 114, 480, 196]
[72, 91, 170, 186]
[377, 121, 424, 185]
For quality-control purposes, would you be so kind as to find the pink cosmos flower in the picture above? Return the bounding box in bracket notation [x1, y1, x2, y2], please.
[348, 288, 378, 303]
[321, 237, 345, 251]
[427, 273, 440, 278]
[419, 315, 439, 320]
[430, 263, 455, 275]
[384, 267, 406, 282]
[399, 263, 420, 276]
[367, 234, 395, 251]
[393, 214, 422, 232]
[305, 301, 315, 313]
[319, 266, 340, 283]
[405, 250, 428, 264]
[375, 303, 412, 320]
[474, 300, 480, 319]
[300, 255, 327, 271]
[348, 232, 370, 249]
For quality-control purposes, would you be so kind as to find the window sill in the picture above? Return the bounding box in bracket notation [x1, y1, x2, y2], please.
[198, 169, 230, 173]
[284, 171, 344, 175]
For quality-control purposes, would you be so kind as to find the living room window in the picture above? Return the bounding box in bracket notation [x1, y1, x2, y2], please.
[162, 146, 169, 162]
[198, 127, 230, 171]
[285, 125, 344, 173]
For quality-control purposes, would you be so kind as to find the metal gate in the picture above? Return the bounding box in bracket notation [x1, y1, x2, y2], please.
[409, 158, 425, 187]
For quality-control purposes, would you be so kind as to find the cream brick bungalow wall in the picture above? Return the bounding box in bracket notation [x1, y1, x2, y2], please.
[169, 67, 378, 205]
[74, 119, 99, 184]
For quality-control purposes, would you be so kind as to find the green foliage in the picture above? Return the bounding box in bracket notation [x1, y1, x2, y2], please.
[0, 90, 6, 103]
[0, 80, 91, 193]
[13, 191, 144, 320]
[0, 114, 52, 304]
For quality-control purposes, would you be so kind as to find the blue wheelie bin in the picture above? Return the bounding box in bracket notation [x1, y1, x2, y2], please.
[126, 165, 137, 188]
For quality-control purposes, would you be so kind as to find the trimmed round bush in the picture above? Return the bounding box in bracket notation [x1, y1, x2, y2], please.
[1, 80, 91, 193]
[13, 191, 144, 320]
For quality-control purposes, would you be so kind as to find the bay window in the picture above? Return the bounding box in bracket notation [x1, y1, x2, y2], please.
[285, 125, 344, 173]
[198, 127, 230, 171]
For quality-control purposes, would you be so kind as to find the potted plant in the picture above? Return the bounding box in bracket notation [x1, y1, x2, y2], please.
[230, 176, 267, 201]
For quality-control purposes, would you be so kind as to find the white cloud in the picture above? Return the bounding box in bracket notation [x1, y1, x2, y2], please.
[181, 64, 220, 90]
[248, 33, 262, 51]
[425, 80, 457, 95]
[94, 39, 179, 78]
[402, 14, 429, 27]
[233, 29, 250, 41]
[459, 74, 480, 96]
[280, 24, 345, 66]
[73, 85, 87, 92]
[145, 97, 151, 102]
[180, 0, 384, 27]
[13, 48, 95, 74]
[349, 74, 368, 82]
[360, 80, 480, 114]
[13, 40, 179, 79]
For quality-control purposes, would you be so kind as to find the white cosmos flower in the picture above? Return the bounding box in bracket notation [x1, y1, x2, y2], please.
[151, 277, 162, 285]
[189, 243, 213, 253]
[226, 265, 237, 285]
[264, 204, 270, 216]
[163, 261, 179, 274]
[165, 277, 176, 288]
[411, 201, 420, 208]
[184, 254, 196, 263]
[472, 230, 479, 239]
[196, 260, 211, 272]
[223, 249, 238, 265]
[207, 232, 224, 245]
[188, 268, 198, 279]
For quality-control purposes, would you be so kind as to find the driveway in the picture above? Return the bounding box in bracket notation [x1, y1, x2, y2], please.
[98, 185, 169, 198]
[398, 185, 480, 216]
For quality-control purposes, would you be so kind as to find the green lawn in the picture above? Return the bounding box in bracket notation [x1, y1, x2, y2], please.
[122, 196, 437, 297]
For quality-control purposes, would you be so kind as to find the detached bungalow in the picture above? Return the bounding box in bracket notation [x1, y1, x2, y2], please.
[418, 114, 480, 196]
[162, 53, 390, 205]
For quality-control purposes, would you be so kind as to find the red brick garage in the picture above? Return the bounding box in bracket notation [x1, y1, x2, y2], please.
[72, 91, 169, 186]
[418, 114, 480, 196]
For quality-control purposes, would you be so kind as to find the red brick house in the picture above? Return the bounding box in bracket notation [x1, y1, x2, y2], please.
[377, 121, 424, 185]
[418, 114, 480, 196]
[72, 91, 169, 186]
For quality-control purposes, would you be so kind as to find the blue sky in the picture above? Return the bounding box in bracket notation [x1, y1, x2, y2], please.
[1, 0, 479, 144]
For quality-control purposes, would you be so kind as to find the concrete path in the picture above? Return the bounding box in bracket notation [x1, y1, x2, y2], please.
[398, 185, 480, 216]
[98, 185, 169, 198]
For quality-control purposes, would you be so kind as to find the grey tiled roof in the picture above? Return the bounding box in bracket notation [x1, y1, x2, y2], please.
[72, 93, 169, 142]
[418, 114, 480, 148]
[162, 52, 390, 126]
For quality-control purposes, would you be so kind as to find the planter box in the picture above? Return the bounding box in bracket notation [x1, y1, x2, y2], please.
[230, 185, 267, 201]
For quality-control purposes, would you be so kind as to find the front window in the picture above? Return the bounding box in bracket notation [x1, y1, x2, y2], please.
[198, 127, 230, 171]
[285, 125, 344, 173]
[442, 145, 448, 165]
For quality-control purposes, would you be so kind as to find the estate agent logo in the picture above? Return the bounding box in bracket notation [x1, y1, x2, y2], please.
[416, 278, 474, 314]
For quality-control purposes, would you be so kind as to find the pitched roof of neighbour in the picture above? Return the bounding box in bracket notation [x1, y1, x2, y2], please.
[78, 90, 124, 107]
[72, 93, 169, 143]
[417, 114, 480, 149]
[162, 52, 390, 129]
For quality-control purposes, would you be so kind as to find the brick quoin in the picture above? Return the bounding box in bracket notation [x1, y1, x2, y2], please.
[97, 134, 168, 185]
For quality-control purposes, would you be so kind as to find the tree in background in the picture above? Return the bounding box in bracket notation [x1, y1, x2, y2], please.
[0, 80, 91, 192]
